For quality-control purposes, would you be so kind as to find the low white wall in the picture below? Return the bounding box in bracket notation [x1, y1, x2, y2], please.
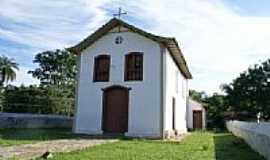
[0, 112, 73, 129]
[226, 120, 270, 160]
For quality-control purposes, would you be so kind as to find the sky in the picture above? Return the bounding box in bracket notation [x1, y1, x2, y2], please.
[0, 0, 270, 94]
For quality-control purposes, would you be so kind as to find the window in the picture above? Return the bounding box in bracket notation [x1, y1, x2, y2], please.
[125, 52, 143, 81]
[182, 79, 186, 98]
[176, 70, 179, 93]
[93, 55, 110, 82]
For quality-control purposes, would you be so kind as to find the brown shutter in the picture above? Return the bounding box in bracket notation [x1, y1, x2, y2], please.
[125, 52, 143, 81]
[93, 55, 110, 82]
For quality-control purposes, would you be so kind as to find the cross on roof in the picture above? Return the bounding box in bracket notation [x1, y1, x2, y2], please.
[113, 7, 127, 20]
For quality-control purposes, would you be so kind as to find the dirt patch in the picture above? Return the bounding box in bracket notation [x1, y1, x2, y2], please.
[0, 138, 118, 159]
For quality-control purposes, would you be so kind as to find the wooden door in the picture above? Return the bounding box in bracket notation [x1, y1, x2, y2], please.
[193, 110, 203, 129]
[102, 86, 129, 133]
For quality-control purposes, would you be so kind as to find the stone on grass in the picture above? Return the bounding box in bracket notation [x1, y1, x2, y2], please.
[41, 151, 53, 159]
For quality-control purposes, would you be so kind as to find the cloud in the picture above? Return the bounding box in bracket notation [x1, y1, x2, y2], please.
[116, 0, 270, 93]
[0, 0, 112, 86]
[1, 0, 270, 93]
[10, 67, 39, 86]
[0, 0, 111, 49]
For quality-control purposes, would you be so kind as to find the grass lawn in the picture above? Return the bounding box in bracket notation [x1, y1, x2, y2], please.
[40, 132, 265, 160]
[0, 128, 77, 146]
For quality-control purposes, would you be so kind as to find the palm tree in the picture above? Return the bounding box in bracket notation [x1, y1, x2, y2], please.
[0, 56, 19, 86]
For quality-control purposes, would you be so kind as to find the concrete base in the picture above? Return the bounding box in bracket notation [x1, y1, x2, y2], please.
[125, 132, 162, 139]
[74, 129, 103, 135]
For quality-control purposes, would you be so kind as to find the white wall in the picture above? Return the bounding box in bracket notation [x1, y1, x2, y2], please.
[187, 99, 206, 129]
[163, 49, 188, 134]
[74, 27, 162, 137]
[227, 121, 270, 160]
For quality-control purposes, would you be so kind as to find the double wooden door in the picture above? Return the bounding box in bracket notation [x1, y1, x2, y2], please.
[102, 86, 129, 133]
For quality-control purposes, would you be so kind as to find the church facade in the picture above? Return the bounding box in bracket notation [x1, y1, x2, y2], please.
[69, 18, 192, 138]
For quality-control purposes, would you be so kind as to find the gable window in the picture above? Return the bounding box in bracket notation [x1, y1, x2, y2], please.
[93, 55, 110, 82]
[125, 52, 143, 81]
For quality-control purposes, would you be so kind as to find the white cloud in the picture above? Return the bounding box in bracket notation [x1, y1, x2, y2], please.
[10, 67, 39, 86]
[1, 0, 270, 93]
[0, 0, 111, 49]
[116, 0, 270, 93]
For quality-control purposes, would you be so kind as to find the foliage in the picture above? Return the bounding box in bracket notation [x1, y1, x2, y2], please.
[222, 59, 270, 119]
[38, 132, 264, 160]
[204, 93, 228, 128]
[26, 49, 76, 115]
[189, 90, 207, 103]
[189, 90, 228, 128]
[0, 55, 19, 86]
[3, 85, 74, 116]
[28, 49, 76, 87]
[0, 86, 4, 112]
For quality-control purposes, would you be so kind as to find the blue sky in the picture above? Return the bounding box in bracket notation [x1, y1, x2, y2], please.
[1, 0, 270, 93]
[225, 0, 270, 16]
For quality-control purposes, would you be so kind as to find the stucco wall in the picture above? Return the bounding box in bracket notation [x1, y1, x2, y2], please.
[74, 27, 162, 137]
[0, 112, 72, 129]
[163, 48, 188, 134]
[187, 99, 206, 129]
[227, 120, 270, 160]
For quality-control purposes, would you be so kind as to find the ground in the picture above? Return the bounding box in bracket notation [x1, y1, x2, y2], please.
[0, 129, 265, 160]
[45, 132, 264, 160]
[0, 129, 117, 159]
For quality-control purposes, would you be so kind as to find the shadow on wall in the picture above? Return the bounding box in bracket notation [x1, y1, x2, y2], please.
[213, 133, 265, 160]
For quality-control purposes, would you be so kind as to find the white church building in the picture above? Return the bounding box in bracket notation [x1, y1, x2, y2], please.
[69, 18, 192, 138]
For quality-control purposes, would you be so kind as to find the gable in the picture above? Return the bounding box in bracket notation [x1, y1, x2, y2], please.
[68, 18, 192, 79]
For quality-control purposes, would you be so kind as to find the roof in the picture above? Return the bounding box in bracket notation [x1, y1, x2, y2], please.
[68, 18, 192, 79]
[188, 98, 205, 110]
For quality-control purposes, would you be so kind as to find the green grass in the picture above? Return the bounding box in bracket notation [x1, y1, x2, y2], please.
[0, 128, 77, 146]
[0, 130, 264, 160]
[40, 132, 265, 160]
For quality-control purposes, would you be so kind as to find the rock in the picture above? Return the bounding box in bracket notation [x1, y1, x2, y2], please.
[41, 151, 53, 159]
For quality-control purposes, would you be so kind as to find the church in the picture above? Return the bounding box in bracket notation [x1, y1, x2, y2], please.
[68, 17, 192, 138]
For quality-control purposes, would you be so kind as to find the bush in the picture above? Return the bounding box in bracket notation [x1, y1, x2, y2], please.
[2, 85, 74, 116]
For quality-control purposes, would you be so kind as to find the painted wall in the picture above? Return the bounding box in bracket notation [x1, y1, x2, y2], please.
[163, 48, 188, 134]
[187, 99, 206, 129]
[74, 27, 162, 137]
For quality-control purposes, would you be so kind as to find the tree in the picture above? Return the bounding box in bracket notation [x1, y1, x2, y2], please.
[3, 85, 74, 116]
[204, 93, 228, 128]
[0, 55, 19, 86]
[222, 59, 270, 119]
[189, 90, 207, 102]
[27, 49, 76, 115]
[28, 49, 76, 87]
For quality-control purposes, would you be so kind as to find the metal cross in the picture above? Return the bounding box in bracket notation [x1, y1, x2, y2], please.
[113, 7, 127, 20]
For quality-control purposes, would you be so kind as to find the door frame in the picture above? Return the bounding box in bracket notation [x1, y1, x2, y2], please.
[101, 85, 131, 133]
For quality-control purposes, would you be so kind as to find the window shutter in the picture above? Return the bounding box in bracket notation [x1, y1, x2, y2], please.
[93, 55, 110, 82]
[125, 52, 143, 81]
